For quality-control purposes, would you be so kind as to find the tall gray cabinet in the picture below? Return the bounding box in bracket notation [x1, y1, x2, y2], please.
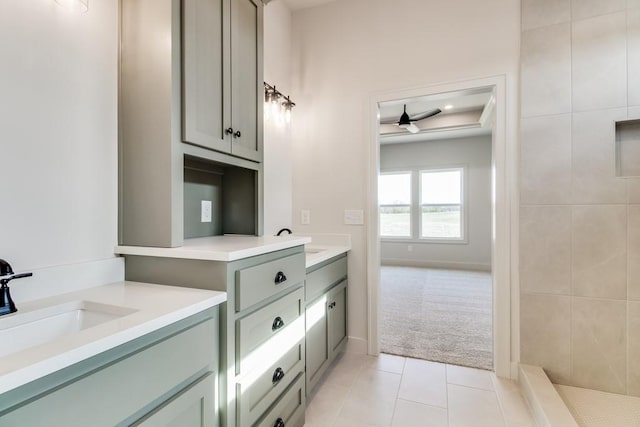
[120, 0, 264, 248]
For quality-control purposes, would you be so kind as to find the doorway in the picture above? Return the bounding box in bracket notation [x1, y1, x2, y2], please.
[376, 88, 494, 370]
[366, 76, 512, 378]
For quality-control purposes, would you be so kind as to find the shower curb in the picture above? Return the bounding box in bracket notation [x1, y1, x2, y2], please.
[518, 364, 578, 427]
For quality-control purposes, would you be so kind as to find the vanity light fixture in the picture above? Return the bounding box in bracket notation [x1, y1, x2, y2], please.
[264, 82, 295, 123]
[55, 0, 88, 12]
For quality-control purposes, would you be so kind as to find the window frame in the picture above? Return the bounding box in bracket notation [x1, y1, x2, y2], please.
[379, 165, 468, 244]
[418, 167, 466, 243]
[378, 170, 413, 239]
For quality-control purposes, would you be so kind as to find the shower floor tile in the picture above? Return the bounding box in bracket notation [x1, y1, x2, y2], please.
[555, 384, 640, 427]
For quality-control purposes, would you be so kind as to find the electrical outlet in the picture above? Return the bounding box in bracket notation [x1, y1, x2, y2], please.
[201, 200, 212, 223]
[344, 209, 364, 225]
[301, 210, 311, 225]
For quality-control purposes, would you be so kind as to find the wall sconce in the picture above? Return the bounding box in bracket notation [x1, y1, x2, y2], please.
[264, 82, 295, 124]
[55, 0, 88, 13]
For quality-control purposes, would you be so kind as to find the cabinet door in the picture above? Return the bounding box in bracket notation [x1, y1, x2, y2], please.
[305, 294, 329, 392]
[328, 280, 347, 359]
[132, 373, 216, 427]
[183, 0, 231, 154]
[230, 0, 263, 162]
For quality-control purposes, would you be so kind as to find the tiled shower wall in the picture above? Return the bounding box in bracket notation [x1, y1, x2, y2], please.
[519, 0, 640, 395]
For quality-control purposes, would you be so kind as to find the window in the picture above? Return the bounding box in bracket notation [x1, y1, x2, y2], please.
[378, 167, 465, 242]
[420, 168, 463, 240]
[378, 172, 411, 237]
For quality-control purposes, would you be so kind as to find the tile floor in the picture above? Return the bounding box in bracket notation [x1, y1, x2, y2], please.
[304, 352, 535, 427]
[556, 384, 640, 427]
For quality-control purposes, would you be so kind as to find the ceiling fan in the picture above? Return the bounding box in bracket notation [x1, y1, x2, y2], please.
[380, 104, 442, 134]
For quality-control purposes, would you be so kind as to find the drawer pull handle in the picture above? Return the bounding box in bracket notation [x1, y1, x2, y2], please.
[272, 367, 285, 384]
[274, 271, 287, 284]
[272, 316, 285, 331]
[274, 418, 285, 427]
[329, 302, 336, 309]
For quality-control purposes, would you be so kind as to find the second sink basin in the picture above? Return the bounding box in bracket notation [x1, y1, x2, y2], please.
[0, 300, 137, 358]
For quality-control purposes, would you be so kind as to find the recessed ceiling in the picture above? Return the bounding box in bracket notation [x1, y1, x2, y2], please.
[379, 87, 494, 145]
[280, 0, 340, 11]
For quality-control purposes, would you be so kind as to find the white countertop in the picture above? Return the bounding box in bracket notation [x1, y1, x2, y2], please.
[303, 233, 351, 268]
[115, 235, 311, 261]
[305, 244, 351, 268]
[0, 281, 226, 395]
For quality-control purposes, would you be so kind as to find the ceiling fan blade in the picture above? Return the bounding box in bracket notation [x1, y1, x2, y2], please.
[380, 119, 400, 125]
[409, 108, 442, 122]
[406, 123, 420, 134]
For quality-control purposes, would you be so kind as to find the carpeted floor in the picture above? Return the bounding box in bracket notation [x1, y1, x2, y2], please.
[380, 266, 493, 370]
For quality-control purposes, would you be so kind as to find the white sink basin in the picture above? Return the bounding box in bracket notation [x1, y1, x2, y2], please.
[0, 301, 138, 358]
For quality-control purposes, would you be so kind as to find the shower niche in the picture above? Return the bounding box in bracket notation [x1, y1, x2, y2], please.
[615, 118, 640, 177]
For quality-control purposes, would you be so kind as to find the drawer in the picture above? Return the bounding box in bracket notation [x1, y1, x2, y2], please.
[237, 339, 304, 426]
[237, 288, 304, 374]
[255, 373, 305, 427]
[236, 253, 305, 312]
[305, 256, 347, 302]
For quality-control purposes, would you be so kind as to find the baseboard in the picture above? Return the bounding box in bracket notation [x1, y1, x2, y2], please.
[10, 257, 125, 303]
[344, 337, 368, 355]
[381, 258, 492, 272]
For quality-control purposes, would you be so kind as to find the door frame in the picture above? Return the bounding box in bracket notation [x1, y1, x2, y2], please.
[365, 75, 515, 378]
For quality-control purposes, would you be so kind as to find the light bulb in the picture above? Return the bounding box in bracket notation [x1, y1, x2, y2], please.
[271, 98, 280, 117]
[285, 107, 291, 123]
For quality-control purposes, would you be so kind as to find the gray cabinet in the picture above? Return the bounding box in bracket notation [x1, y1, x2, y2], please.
[123, 246, 306, 427]
[119, 0, 263, 248]
[0, 308, 219, 427]
[328, 280, 348, 360]
[183, 0, 263, 162]
[304, 255, 348, 394]
[133, 373, 216, 427]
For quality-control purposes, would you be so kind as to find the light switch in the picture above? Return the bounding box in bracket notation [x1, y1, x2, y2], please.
[201, 200, 212, 223]
[301, 210, 311, 225]
[344, 209, 364, 225]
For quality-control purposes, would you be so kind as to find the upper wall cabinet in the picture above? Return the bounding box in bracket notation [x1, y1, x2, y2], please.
[183, 0, 263, 163]
[120, 0, 263, 248]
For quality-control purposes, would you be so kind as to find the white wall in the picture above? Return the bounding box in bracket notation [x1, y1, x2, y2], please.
[290, 0, 520, 348]
[263, 2, 293, 235]
[380, 136, 492, 271]
[0, 0, 121, 297]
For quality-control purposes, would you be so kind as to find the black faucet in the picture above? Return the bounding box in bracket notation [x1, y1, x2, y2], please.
[0, 259, 33, 316]
[276, 228, 292, 236]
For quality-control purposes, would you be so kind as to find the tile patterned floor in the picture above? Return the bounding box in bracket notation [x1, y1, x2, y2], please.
[304, 352, 535, 427]
[556, 384, 640, 427]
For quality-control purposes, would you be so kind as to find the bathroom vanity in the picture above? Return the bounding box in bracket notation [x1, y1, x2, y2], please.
[0, 282, 226, 426]
[115, 235, 350, 427]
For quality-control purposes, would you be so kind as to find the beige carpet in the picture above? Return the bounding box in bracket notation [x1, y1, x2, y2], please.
[380, 266, 493, 370]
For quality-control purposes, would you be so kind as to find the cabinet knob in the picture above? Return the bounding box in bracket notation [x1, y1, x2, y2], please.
[274, 418, 285, 427]
[272, 316, 285, 331]
[225, 127, 234, 135]
[272, 367, 285, 385]
[233, 130, 242, 138]
[274, 271, 287, 284]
